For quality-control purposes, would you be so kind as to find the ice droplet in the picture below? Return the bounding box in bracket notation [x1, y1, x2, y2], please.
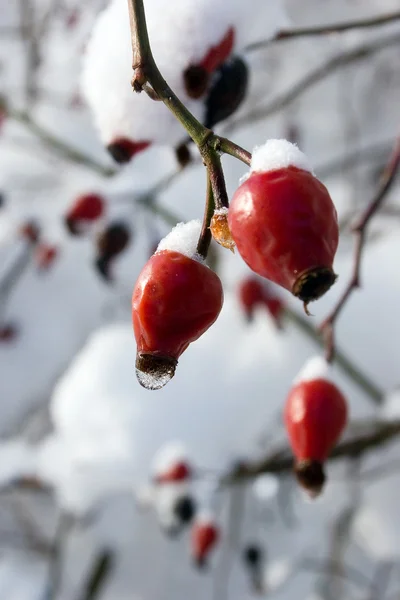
[135, 352, 177, 390]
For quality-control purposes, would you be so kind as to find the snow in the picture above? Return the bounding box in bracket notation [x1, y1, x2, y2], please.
[381, 388, 400, 419]
[293, 355, 334, 385]
[156, 220, 203, 261]
[252, 474, 279, 501]
[249, 139, 314, 176]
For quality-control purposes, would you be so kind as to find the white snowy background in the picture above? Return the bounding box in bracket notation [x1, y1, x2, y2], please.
[0, 0, 400, 599]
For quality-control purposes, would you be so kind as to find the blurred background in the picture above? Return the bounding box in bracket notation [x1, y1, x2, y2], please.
[0, 0, 400, 598]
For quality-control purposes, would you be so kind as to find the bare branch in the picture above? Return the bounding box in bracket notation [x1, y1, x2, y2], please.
[320, 136, 400, 362]
[245, 11, 400, 52]
[227, 33, 400, 134]
[223, 419, 400, 483]
[7, 108, 116, 177]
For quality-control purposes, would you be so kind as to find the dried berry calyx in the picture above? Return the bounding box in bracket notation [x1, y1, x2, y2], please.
[294, 459, 326, 497]
[210, 209, 235, 252]
[292, 266, 337, 304]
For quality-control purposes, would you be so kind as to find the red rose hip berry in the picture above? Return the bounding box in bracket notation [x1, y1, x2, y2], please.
[228, 140, 339, 306]
[132, 242, 223, 390]
[65, 193, 104, 235]
[284, 357, 348, 496]
[191, 515, 220, 568]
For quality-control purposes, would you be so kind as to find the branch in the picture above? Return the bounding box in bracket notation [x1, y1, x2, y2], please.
[245, 11, 400, 52]
[317, 140, 393, 180]
[223, 419, 400, 483]
[320, 136, 400, 362]
[126, 0, 250, 243]
[43, 512, 73, 600]
[0, 242, 33, 324]
[285, 308, 384, 404]
[79, 550, 114, 600]
[227, 33, 400, 133]
[8, 107, 116, 177]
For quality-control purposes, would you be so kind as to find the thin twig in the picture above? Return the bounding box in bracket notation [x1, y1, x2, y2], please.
[126, 0, 250, 195]
[43, 512, 73, 600]
[320, 136, 400, 362]
[197, 172, 214, 258]
[79, 550, 114, 600]
[222, 419, 400, 483]
[8, 107, 116, 177]
[212, 485, 246, 600]
[285, 308, 384, 404]
[245, 11, 400, 52]
[227, 33, 400, 134]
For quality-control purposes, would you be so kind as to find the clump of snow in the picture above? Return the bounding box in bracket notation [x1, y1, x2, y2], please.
[151, 440, 188, 477]
[195, 510, 217, 526]
[265, 558, 294, 591]
[381, 388, 400, 420]
[81, 0, 247, 147]
[293, 355, 333, 385]
[249, 139, 314, 176]
[0, 440, 37, 485]
[252, 473, 279, 501]
[156, 220, 202, 261]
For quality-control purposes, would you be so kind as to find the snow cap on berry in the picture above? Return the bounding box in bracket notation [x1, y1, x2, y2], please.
[156, 220, 203, 262]
[196, 509, 217, 526]
[293, 355, 334, 385]
[248, 139, 314, 179]
[151, 440, 188, 476]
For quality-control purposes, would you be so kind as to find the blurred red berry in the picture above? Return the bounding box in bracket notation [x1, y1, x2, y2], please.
[201, 27, 235, 74]
[228, 166, 338, 305]
[238, 276, 284, 328]
[35, 244, 58, 271]
[107, 138, 151, 164]
[65, 193, 105, 235]
[132, 250, 223, 390]
[19, 220, 41, 244]
[284, 377, 348, 495]
[154, 461, 192, 484]
[183, 27, 235, 99]
[66, 9, 79, 29]
[238, 277, 265, 322]
[191, 517, 220, 568]
[0, 324, 18, 342]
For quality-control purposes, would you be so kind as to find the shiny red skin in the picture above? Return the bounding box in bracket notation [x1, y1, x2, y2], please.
[200, 27, 235, 73]
[284, 378, 348, 462]
[191, 522, 219, 561]
[132, 250, 223, 360]
[67, 194, 104, 222]
[228, 167, 339, 292]
[155, 461, 191, 484]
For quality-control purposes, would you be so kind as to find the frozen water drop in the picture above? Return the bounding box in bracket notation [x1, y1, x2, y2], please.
[135, 352, 177, 390]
